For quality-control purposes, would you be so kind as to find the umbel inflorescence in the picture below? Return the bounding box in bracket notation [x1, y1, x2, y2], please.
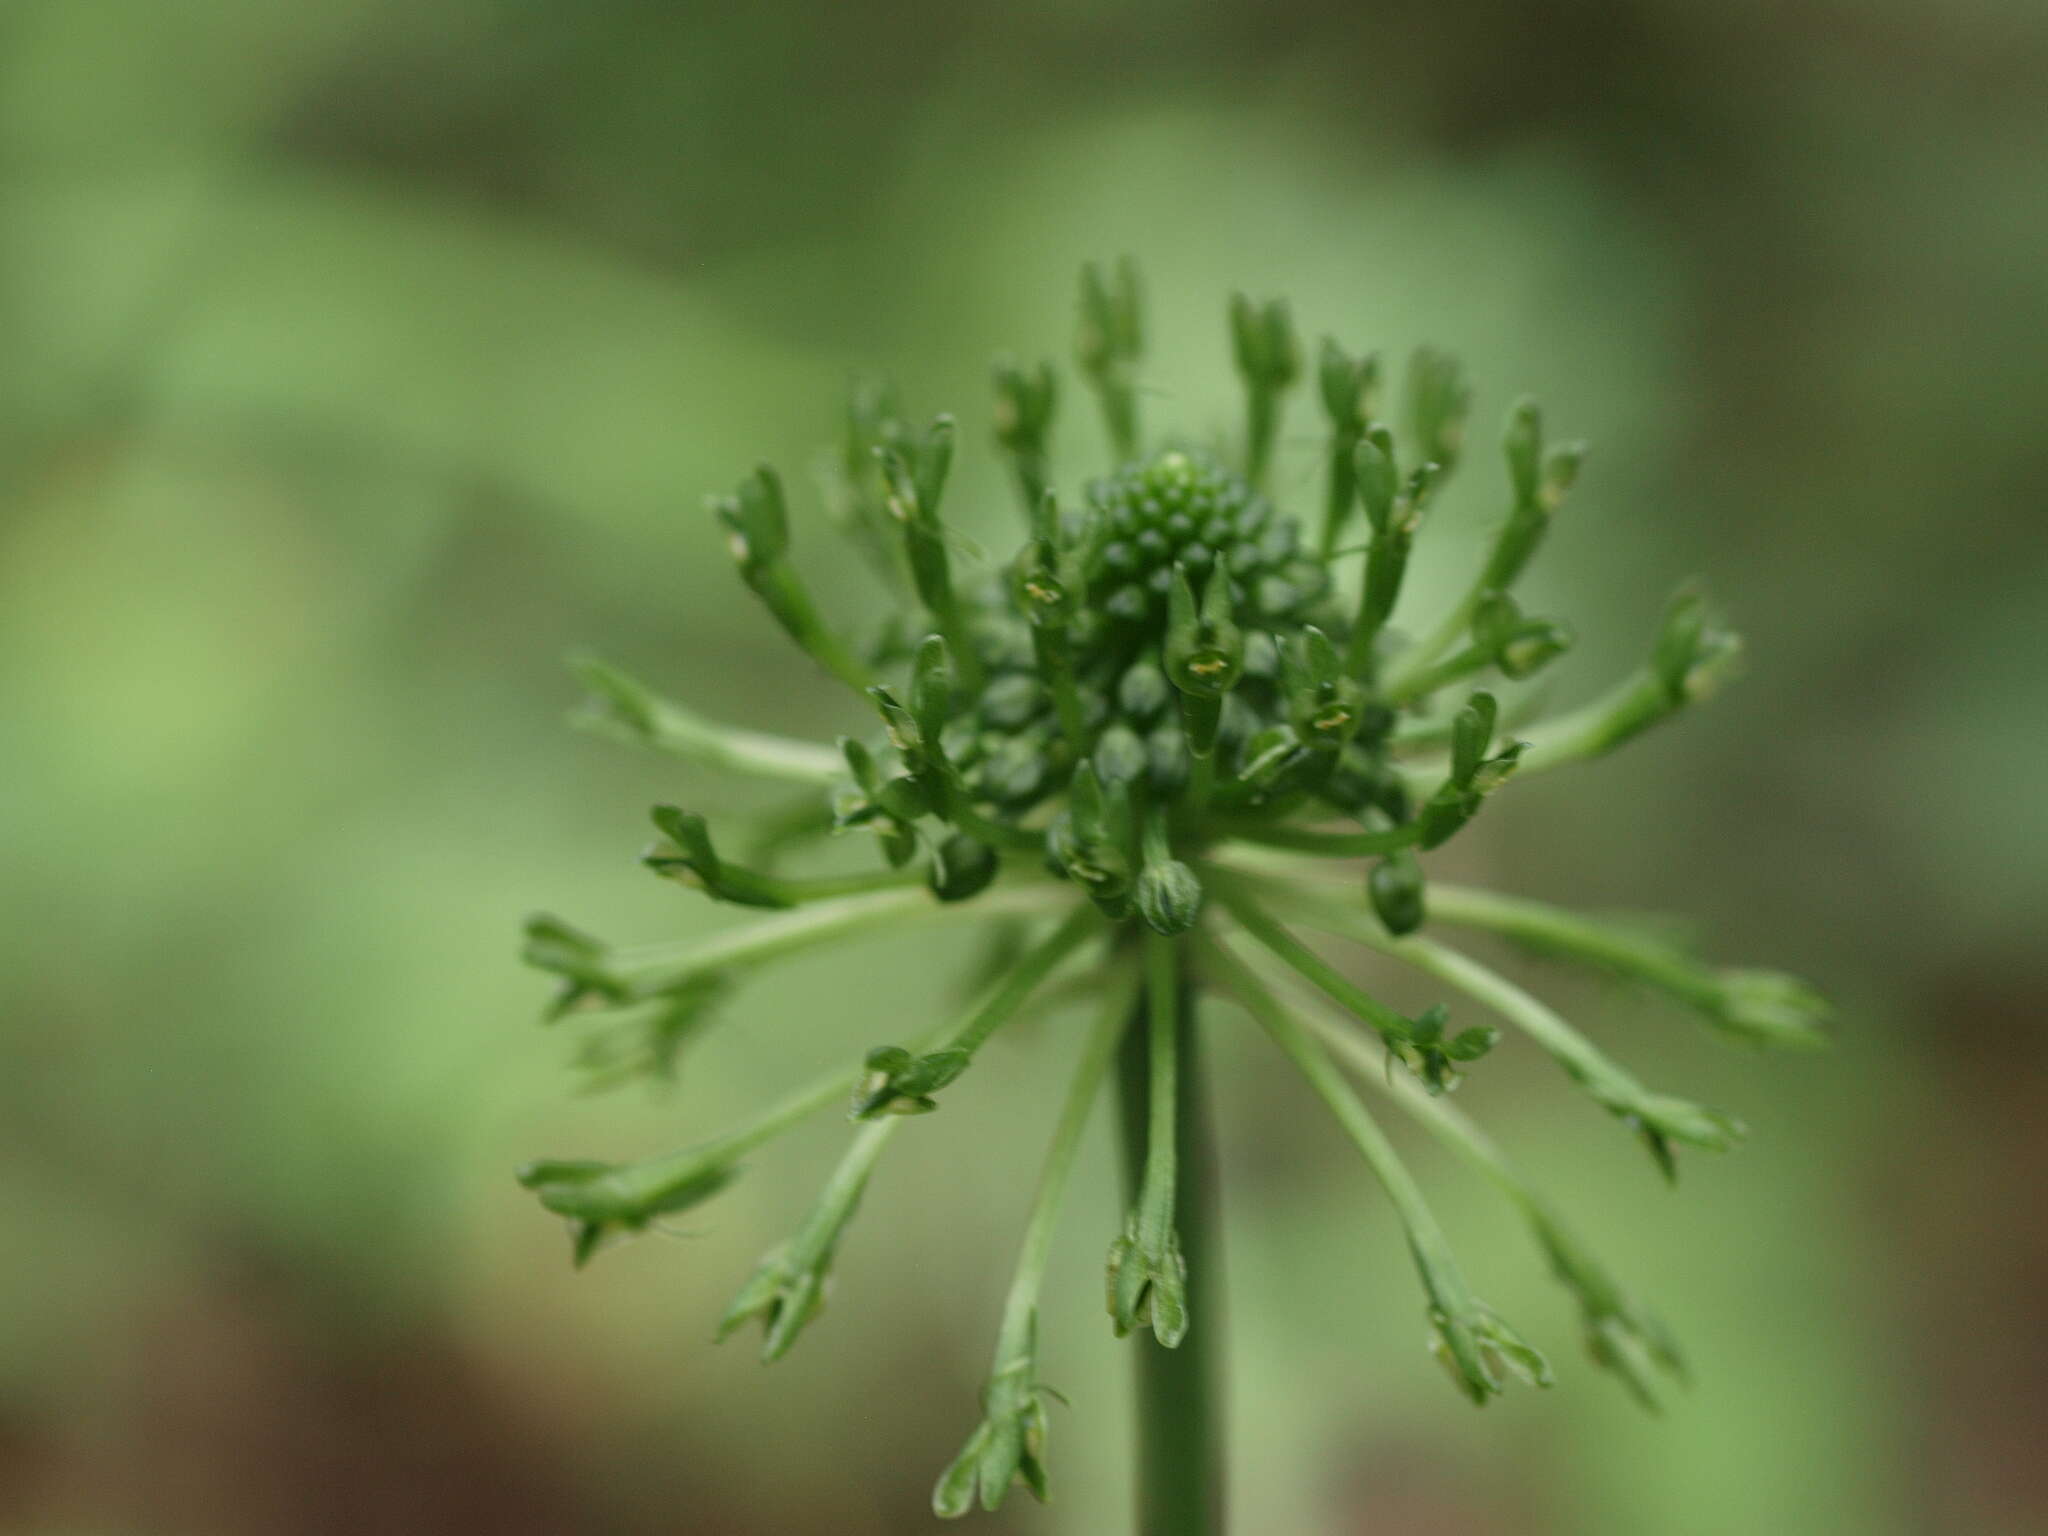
[518, 262, 1829, 1517]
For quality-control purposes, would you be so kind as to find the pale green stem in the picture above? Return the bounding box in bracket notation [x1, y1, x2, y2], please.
[570, 654, 845, 784]
[1425, 883, 1720, 1006]
[1241, 878, 1725, 1148]
[947, 904, 1104, 1058]
[1135, 932, 1182, 1253]
[991, 962, 1138, 1363]
[1208, 879, 1412, 1052]
[1198, 938, 1479, 1323]
[609, 884, 1067, 996]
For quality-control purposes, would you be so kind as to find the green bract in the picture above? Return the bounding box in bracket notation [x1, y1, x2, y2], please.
[518, 265, 1830, 1517]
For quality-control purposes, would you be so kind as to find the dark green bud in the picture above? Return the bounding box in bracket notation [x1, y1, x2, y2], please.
[1117, 658, 1173, 721]
[928, 834, 999, 903]
[1136, 858, 1204, 935]
[978, 734, 1048, 805]
[1369, 850, 1427, 936]
[980, 673, 1046, 730]
[1094, 720, 1149, 786]
[1146, 720, 1191, 793]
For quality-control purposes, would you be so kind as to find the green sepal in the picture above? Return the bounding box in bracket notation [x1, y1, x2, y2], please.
[718, 1123, 895, 1362]
[1045, 759, 1134, 911]
[911, 634, 955, 746]
[1165, 561, 1245, 758]
[992, 355, 1057, 513]
[1011, 532, 1077, 630]
[713, 463, 790, 574]
[571, 973, 732, 1092]
[717, 1239, 826, 1361]
[1354, 426, 1398, 536]
[1281, 624, 1365, 749]
[834, 736, 930, 822]
[1078, 258, 1143, 373]
[1415, 692, 1525, 849]
[1616, 1094, 1748, 1183]
[850, 1044, 974, 1118]
[1472, 591, 1576, 680]
[1105, 1209, 1189, 1347]
[1164, 563, 1241, 697]
[710, 465, 872, 689]
[643, 805, 790, 908]
[1654, 585, 1744, 705]
[1406, 1003, 1499, 1093]
[1318, 336, 1380, 428]
[1427, 1291, 1555, 1404]
[516, 1153, 739, 1268]
[1709, 969, 1833, 1050]
[1504, 397, 1543, 505]
[1524, 1206, 1687, 1411]
[1078, 258, 1143, 457]
[932, 1317, 1056, 1518]
[1230, 292, 1300, 390]
[1405, 346, 1471, 475]
[522, 912, 630, 1019]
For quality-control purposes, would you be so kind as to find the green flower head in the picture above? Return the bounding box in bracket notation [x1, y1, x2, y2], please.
[519, 263, 1830, 1515]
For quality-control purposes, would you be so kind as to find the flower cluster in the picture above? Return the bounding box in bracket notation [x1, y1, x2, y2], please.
[518, 261, 1828, 1517]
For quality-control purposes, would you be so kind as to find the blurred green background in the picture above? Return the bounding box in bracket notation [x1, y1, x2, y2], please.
[5, 2, 2046, 1533]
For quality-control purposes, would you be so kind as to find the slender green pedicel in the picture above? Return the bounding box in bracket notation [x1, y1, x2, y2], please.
[516, 265, 1828, 1530]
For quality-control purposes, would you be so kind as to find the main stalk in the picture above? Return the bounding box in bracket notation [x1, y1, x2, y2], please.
[1116, 941, 1224, 1535]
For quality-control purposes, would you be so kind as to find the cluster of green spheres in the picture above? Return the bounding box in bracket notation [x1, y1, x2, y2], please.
[1085, 450, 1326, 625]
[943, 448, 1350, 820]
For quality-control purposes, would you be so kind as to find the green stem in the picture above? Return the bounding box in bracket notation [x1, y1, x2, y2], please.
[1117, 936, 1222, 1536]
[948, 905, 1103, 1057]
[1215, 820, 1417, 858]
[608, 883, 1063, 997]
[1426, 883, 1718, 1003]
[1245, 389, 1278, 486]
[1209, 878, 1413, 1053]
[1199, 938, 1468, 1302]
[994, 964, 1137, 1359]
[1386, 581, 1484, 697]
[1381, 641, 1492, 705]
[570, 654, 845, 784]
[1034, 626, 1093, 752]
